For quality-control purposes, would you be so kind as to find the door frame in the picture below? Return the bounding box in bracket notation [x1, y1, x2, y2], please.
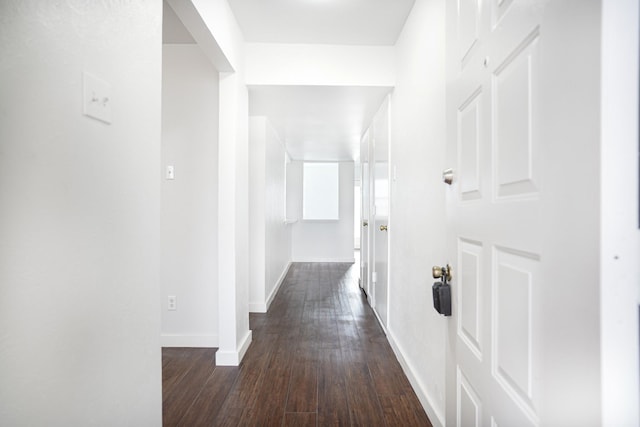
[371, 95, 392, 330]
[600, 0, 639, 424]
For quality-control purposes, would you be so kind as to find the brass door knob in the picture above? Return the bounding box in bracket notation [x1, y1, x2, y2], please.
[432, 264, 453, 282]
[363, 220, 368, 227]
[379, 225, 388, 231]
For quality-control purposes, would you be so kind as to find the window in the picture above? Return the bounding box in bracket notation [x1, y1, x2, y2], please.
[303, 162, 339, 220]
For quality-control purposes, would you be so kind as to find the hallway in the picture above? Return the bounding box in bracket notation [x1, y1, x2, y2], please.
[162, 262, 431, 426]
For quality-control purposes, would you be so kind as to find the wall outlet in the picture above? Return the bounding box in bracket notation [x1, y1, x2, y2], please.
[167, 295, 177, 311]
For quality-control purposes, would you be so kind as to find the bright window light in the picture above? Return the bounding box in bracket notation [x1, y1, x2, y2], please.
[303, 162, 339, 220]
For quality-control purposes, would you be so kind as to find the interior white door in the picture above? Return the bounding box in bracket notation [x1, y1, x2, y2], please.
[360, 130, 370, 296]
[373, 97, 390, 328]
[445, 1, 603, 425]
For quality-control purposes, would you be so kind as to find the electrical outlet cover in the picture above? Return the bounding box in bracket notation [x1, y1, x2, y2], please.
[168, 295, 177, 311]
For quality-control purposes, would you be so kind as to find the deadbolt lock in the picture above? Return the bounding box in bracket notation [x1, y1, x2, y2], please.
[432, 264, 452, 282]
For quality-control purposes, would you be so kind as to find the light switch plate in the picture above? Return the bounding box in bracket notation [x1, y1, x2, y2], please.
[166, 165, 175, 180]
[83, 72, 112, 124]
[168, 295, 177, 311]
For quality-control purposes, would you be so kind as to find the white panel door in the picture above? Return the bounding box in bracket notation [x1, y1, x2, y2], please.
[360, 129, 371, 296]
[373, 97, 390, 327]
[445, 0, 602, 425]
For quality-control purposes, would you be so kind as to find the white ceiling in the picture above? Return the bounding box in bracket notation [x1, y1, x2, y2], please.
[165, 0, 414, 162]
[233, 1, 414, 161]
[249, 85, 392, 161]
[227, 0, 416, 46]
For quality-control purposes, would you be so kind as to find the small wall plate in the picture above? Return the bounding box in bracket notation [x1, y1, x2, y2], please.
[83, 72, 112, 124]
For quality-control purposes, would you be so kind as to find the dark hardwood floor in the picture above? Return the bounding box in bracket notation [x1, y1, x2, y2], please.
[162, 262, 432, 426]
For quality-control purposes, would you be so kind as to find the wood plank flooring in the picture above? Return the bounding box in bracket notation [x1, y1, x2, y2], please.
[162, 262, 432, 426]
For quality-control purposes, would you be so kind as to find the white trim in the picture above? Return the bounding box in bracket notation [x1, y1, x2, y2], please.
[387, 329, 445, 427]
[372, 307, 388, 336]
[600, 0, 640, 425]
[160, 334, 218, 348]
[265, 261, 291, 309]
[291, 257, 356, 263]
[249, 262, 292, 313]
[249, 301, 267, 313]
[215, 330, 253, 366]
[385, 93, 393, 334]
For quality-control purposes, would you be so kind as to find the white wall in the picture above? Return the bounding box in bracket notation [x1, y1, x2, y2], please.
[264, 120, 292, 306]
[161, 44, 219, 347]
[166, 0, 233, 72]
[180, 0, 252, 366]
[231, 75, 251, 361]
[290, 161, 355, 262]
[249, 116, 292, 313]
[217, 69, 252, 365]
[249, 117, 267, 310]
[0, 2, 162, 425]
[386, 0, 448, 425]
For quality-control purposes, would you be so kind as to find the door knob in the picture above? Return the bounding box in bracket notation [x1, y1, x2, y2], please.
[379, 225, 388, 231]
[363, 220, 368, 227]
[442, 168, 454, 185]
[432, 264, 452, 282]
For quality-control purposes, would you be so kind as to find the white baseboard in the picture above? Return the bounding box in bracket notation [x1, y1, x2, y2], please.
[249, 301, 267, 313]
[292, 257, 356, 263]
[387, 330, 445, 427]
[265, 261, 291, 310]
[249, 262, 292, 313]
[215, 329, 252, 366]
[372, 308, 388, 336]
[160, 334, 218, 348]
